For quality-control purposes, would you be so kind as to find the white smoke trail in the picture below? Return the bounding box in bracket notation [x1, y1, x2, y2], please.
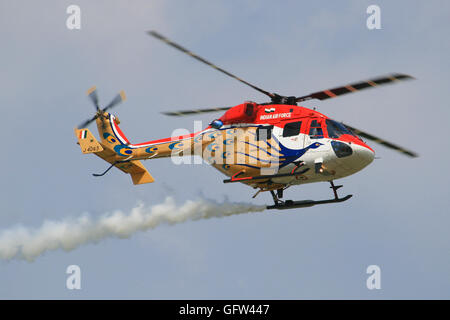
[0, 197, 266, 262]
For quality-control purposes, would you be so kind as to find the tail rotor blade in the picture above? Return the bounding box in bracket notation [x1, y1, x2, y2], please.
[78, 114, 98, 129]
[87, 86, 100, 111]
[103, 90, 126, 112]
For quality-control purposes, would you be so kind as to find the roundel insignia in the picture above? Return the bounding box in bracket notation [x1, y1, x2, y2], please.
[103, 132, 117, 144]
[169, 141, 183, 150]
[114, 145, 133, 156]
[145, 146, 158, 154]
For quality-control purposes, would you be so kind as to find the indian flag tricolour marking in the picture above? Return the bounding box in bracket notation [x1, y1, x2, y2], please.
[79, 129, 88, 139]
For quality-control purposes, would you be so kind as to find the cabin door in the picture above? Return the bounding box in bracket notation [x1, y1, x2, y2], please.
[274, 119, 305, 150]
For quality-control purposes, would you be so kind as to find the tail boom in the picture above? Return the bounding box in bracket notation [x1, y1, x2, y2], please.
[75, 112, 206, 185]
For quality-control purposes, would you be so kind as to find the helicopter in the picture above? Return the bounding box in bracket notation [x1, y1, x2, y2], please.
[75, 31, 417, 210]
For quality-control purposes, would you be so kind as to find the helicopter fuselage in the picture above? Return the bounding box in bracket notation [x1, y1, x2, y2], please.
[98, 102, 375, 193]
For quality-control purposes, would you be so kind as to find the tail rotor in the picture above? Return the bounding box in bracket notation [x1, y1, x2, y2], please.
[78, 86, 127, 129]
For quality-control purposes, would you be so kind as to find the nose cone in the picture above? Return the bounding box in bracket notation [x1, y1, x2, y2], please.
[353, 143, 375, 166]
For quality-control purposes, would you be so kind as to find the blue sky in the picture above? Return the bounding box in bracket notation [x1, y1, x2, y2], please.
[0, 0, 449, 298]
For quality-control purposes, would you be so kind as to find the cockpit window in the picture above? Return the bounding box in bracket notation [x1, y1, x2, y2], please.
[309, 120, 323, 139]
[326, 119, 355, 138]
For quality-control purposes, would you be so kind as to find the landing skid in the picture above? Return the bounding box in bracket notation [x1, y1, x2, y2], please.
[267, 194, 352, 210]
[266, 181, 353, 210]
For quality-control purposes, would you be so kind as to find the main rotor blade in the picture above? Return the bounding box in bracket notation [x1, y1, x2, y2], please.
[87, 86, 100, 111]
[162, 106, 232, 116]
[344, 123, 418, 158]
[78, 114, 98, 129]
[147, 31, 275, 100]
[103, 90, 126, 112]
[296, 73, 414, 103]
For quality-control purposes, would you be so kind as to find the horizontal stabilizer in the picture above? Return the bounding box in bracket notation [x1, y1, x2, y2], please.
[91, 148, 155, 184]
[115, 160, 155, 185]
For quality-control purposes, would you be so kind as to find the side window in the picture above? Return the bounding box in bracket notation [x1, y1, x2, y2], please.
[256, 125, 273, 141]
[282, 121, 302, 137]
[309, 120, 324, 139]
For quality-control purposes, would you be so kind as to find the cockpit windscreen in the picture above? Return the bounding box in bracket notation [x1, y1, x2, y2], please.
[326, 119, 356, 138]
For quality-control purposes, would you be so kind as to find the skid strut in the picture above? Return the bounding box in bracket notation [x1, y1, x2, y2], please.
[270, 190, 284, 205]
[329, 180, 343, 200]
